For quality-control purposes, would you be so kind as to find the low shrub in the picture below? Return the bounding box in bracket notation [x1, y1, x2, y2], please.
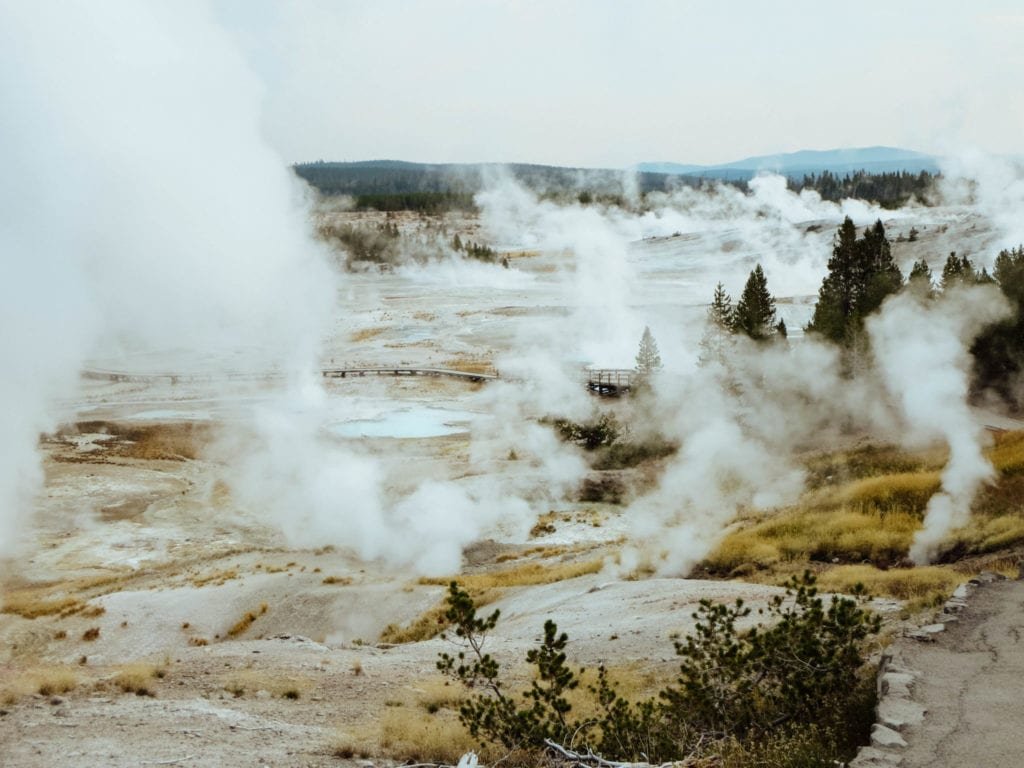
[436, 573, 879, 764]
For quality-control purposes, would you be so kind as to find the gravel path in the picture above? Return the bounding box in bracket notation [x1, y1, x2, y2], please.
[857, 575, 1024, 767]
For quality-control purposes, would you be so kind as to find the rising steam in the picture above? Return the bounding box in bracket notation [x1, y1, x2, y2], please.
[867, 285, 1011, 564]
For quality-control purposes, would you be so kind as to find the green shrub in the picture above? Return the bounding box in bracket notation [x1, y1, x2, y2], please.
[436, 572, 879, 764]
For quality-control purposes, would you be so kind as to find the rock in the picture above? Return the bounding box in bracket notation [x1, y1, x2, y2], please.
[909, 623, 946, 640]
[952, 584, 972, 600]
[879, 697, 926, 731]
[880, 671, 915, 697]
[849, 746, 903, 766]
[48, 697, 64, 706]
[871, 723, 909, 749]
[255, 689, 271, 700]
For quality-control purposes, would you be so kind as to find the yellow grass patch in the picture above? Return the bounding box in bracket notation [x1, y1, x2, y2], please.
[322, 575, 353, 585]
[226, 603, 268, 638]
[63, 421, 210, 461]
[221, 670, 310, 699]
[1, 593, 85, 619]
[950, 513, 1024, 554]
[349, 327, 387, 343]
[1, 666, 79, 704]
[331, 708, 478, 765]
[419, 558, 604, 592]
[814, 565, 963, 602]
[112, 663, 164, 696]
[379, 590, 497, 645]
[989, 430, 1024, 475]
[442, 357, 495, 375]
[808, 471, 941, 512]
[382, 559, 603, 644]
[704, 507, 920, 574]
[190, 569, 239, 588]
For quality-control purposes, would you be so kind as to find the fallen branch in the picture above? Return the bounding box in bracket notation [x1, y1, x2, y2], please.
[543, 740, 676, 768]
[140, 757, 194, 766]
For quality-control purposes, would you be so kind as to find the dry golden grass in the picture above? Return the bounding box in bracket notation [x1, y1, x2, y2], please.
[190, 568, 239, 588]
[221, 670, 310, 699]
[700, 432, 1024, 615]
[321, 575, 353, 585]
[349, 326, 387, 343]
[112, 663, 164, 696]
[806, 471, 940, 512]
[418, 558, 604, 592]
[949, 512, 1024, 554]
[804, 443, 947, 487]
[227, 602, 268, 638]
[704, 507, 920, 574]
[989, 429, 1024, 474]
[442, 357, 496, 375]
[379, 590, 497, 645]
[64, 421, 210, 461]
[814, 565, 963, 602]
[1, 593, 85, 619]
[331, 708, 478, 765]
[409, 675, 468, 714]
[1, 666, 79, 704]
[2, 546, 261, 622]
[382, 559, 603, 644]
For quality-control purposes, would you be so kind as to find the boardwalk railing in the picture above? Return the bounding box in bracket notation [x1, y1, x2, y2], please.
[322, 367, 497, 383]
[586, 369, 635, 396]
[82, 366, 499, 385]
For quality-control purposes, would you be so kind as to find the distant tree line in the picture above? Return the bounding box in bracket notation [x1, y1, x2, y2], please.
[353, 191, 477, 214]
[789, 170, 937, 208]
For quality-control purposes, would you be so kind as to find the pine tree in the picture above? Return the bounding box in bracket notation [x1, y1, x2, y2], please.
[634, 326, 663, 376]
[733, 265, 777, 341]
[940, 251, 979, 289]
[698, 283, 735, 367]
[907, 258, 934, 297]
[859, 220, 903, 316]
[806, 218, 903, 345]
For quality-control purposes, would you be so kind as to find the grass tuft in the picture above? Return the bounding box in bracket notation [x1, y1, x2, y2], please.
[226, 603, 268, 638]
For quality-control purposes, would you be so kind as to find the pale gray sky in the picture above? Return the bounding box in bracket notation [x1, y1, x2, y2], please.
[216, 0, 1024, 167]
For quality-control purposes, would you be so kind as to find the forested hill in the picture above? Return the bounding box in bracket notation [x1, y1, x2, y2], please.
[292, 159, 938, 211]
[292, 160, 684, 197]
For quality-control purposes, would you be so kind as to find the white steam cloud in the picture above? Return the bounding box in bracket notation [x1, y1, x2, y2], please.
[0, 0, 334, 555]
[867, 285, 1011, 564]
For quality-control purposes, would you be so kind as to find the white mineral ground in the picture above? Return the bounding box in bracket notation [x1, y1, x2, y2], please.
[0, 206, 1016, 766]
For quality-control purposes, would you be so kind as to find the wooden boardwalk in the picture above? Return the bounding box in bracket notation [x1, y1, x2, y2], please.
[321, 367, 497, 383]
[84, 365, 639, 395]
[82, 366, 498, 385]
[586, 369, 635, 396]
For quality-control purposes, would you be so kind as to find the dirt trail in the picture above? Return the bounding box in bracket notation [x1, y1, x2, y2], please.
[888, 577, 1024, 767]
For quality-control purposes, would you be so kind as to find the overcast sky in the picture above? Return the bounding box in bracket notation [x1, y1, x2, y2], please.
[214, 0, 1023, 168]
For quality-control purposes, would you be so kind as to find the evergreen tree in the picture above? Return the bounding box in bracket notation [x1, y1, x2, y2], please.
[859, 220, 903, 315]
[698, 282, 735, 367]
[733, 264, 777, 341]
[634, 326, 663, 376]
[806, 217, 903, 345]
[907, 258, 934, 297]
[940, 252, 981, 289]
[970, 246, 1024, 404]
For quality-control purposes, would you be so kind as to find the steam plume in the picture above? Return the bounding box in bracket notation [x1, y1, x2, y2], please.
[867, 285, 1011, 563]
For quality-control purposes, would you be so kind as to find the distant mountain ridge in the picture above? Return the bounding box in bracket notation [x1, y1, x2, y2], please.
[636, 146, 939, 180]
